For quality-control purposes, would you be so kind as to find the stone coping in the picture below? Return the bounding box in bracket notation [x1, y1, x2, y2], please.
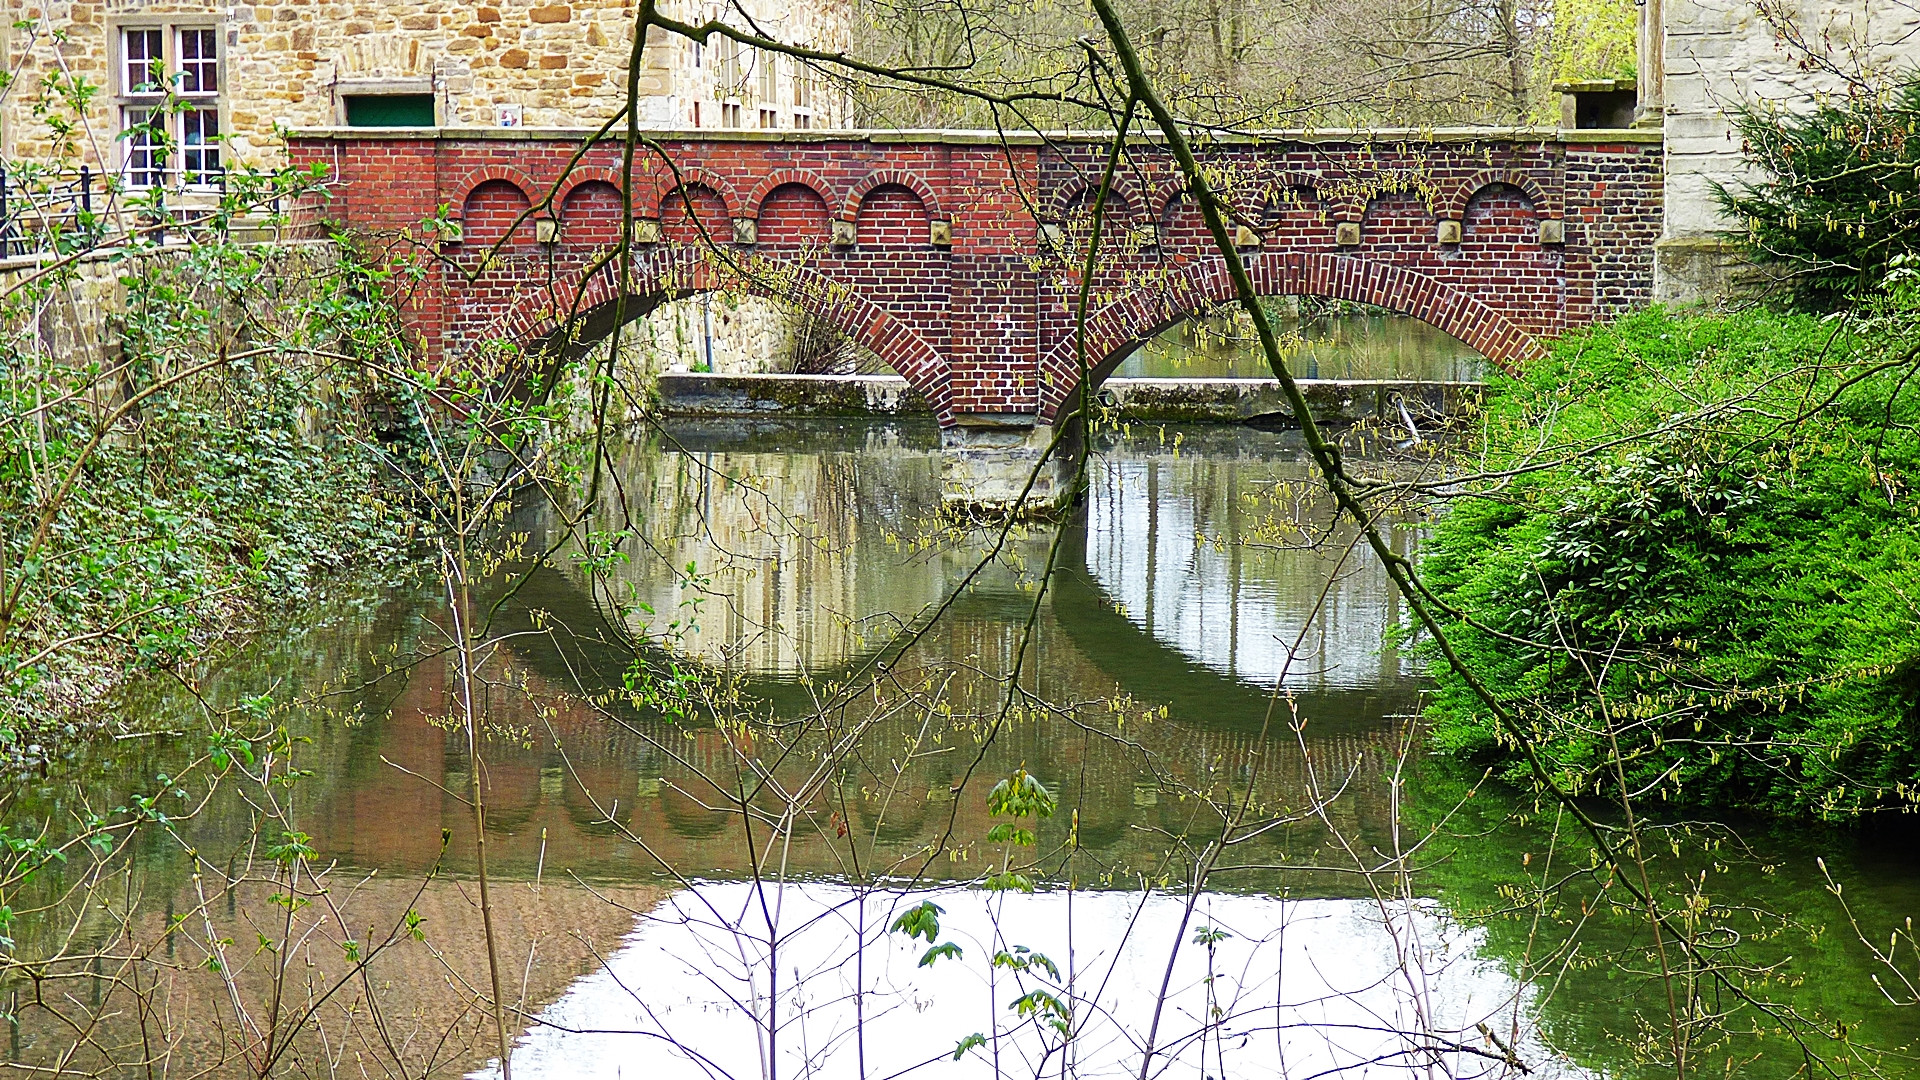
[288, 125, 1663, 147]
[656, 371, 1485, 424]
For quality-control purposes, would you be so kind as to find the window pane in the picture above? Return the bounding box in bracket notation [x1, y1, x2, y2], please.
[123, 107, 167, 187]
[179, 28, 218, 94]
[123, 29, 163, 93]
[181, 108, 221, 184]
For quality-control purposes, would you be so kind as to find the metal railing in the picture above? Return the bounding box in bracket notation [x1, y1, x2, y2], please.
[0, 165, 235, 260]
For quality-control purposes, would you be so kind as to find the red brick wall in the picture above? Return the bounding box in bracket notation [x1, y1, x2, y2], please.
[287, 132, 1660, 426]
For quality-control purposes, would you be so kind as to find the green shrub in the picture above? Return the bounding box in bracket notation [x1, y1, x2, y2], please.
[1418, 307, 1920, 819]
[0, 241, 417, 746]
[1717, 79, 1920, 311]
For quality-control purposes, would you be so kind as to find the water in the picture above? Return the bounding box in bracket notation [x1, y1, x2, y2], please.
[1116, 312, 1488, 381]
[3, 418, 1917, 1079]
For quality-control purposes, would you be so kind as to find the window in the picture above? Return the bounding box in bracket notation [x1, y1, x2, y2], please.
[793, 68, 813, 110]
[759, 108, 778, 129]
[692, 100, 702, 127]
[180, 106, 220, 179]
[178, 28, 217, 93]
[117, 25, 222, 188]
[721, 102, 742, 128]
[344, 94, 435, 127]
[123, 29, 163, 93]
[123, 108, 166, 188]
[714, 37, 742, 93]
[794, 112, 810, 130]
[756, 50, 777, 104]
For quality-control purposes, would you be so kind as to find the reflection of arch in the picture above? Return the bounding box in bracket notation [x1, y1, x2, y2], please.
[462, 178, 533, 246]
[1437, 169, 1557, 221]
[1035, 253, 1541, 420]
[660, 784, 730, 838]
[490, 247, 950, 415]
[843, 169, 942, 222]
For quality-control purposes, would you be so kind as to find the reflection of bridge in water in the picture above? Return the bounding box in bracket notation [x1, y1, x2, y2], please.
[551, 422, 1415, 691]
[305, 428, 1429, 893]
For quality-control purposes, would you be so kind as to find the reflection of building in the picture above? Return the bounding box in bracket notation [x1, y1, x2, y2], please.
[2, 872, 663, 1076]
[1086, 452, 1414, 690]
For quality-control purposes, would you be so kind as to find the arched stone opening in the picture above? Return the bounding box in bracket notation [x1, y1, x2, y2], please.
[1036, 254, 1546, 424]
[489, 253, 952, 416]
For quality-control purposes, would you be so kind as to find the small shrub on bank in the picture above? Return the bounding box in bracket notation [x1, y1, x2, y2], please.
[1418, 306, 1920, 820]
[0, 239, 417, 751]
[1718, 79, 1920, 311]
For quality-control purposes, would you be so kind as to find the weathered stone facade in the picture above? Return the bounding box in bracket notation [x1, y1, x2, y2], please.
[1655, 0, 1920, 303]
[0, 0, 847, 174]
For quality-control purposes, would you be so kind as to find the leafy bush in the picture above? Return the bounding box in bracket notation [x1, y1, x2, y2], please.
[1717, 79, 1920, 311]
[0, 240, 417, 747]
[1418, 307, 1920, 819]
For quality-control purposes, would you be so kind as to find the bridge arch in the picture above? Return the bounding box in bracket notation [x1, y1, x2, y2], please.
[1034, 253, 1545, 422]
[485, 247, 952, 416]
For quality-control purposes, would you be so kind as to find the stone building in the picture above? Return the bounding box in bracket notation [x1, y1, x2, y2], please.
[0, 0, 849, 180]
[1646, 0, 1920, 302]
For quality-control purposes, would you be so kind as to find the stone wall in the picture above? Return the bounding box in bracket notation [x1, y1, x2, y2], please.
[1658, 0, 1920, 303]
[0, 0, 847, 175]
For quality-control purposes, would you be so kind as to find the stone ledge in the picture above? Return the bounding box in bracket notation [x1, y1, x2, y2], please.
[288, 125, 1663, 147]
[656, 372, 1485, 425]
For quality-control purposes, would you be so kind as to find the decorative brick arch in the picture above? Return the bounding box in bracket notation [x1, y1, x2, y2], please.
[652, 168, 744, 220]
[1149, 179, 1189, 222]
[1034, 253, 1548, 422]
[451, 166, 545, 210]
[1438, 169, 1559, 221]
[488, 249, 952, 416]
[746, 169, 839, 218]
[1048, 176, 1143, 221]
[843, 170, 943, 222]
[553, 167, 627, 210]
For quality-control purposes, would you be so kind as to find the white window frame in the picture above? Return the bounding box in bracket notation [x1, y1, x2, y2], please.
[113, 20, 225, 190]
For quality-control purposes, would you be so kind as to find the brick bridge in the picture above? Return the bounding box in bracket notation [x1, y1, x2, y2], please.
[290, 128, 1661, 432]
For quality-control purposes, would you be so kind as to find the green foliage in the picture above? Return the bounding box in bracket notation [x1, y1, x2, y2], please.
[1418, 306, 1920, 819]
[0, 232, 417, 746]
[889, 900, 945, 942]
[1717, 80, 1920, 310]
[1546, 0, 1636, 82]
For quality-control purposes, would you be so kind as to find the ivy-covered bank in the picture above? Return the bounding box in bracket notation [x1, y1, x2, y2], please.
[1418, 306, 1920, 820]
[0, 239, 419, 761]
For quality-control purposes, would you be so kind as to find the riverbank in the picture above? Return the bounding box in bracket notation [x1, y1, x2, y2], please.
[1418, 306, 1920, 820]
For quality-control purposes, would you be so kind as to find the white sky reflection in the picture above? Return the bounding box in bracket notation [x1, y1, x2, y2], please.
[478, 883, 1586, 1080]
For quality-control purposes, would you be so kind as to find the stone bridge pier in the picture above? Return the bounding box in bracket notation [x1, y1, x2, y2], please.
[290, 126, 1661, 510]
